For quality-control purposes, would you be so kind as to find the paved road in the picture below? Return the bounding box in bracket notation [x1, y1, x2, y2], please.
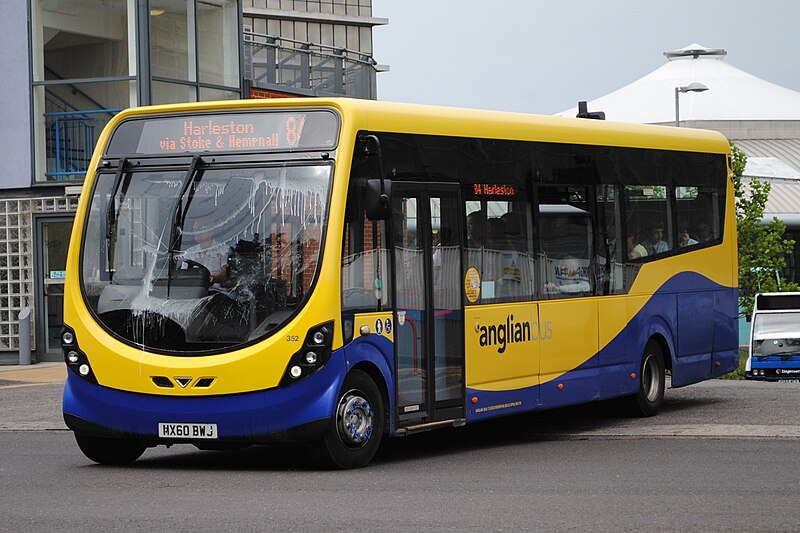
[1, 365, 799, 531]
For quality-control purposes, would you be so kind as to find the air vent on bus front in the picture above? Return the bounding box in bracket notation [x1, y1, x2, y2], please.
[151, 376, 174, 388]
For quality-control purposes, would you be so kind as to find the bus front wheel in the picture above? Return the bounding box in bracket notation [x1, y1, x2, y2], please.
[311, 369, 385, 469]
[626, 339, 665, 417]
[74, 433, 146, 465]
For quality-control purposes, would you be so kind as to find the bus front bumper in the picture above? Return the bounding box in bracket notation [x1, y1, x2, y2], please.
[62, 356, 345, 445]
[746, 367, 800, 381]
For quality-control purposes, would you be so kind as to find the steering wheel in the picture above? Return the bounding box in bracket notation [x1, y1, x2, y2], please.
[181, 258, 209, 273]
[180, 258, 212, 286]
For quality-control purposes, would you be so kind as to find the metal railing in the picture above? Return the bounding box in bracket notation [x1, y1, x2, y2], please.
[44, 107, 121, 181]
[41, 33, 378, 180]
[243, 31, 378, 99]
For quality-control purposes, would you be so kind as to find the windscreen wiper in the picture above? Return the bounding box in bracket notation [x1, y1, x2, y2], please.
[105, 158, 129, 282]
[166, 155, 204, 296]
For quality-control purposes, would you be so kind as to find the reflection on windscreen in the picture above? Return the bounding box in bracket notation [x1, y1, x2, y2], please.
[81, 164, 331, 354]
[752, 313, 800, 356]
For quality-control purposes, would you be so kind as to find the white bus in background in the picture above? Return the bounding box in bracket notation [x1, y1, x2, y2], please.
[746, 292, 800, 381]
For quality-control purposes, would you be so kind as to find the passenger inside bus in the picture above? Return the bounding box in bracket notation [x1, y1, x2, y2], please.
[466, 210, 485, 247]
[680, 228, 699, 247]
[183, 217, 230, 286]
[501, 210, 525, 252]
[697, 223, 714, 242]
[627, 228, 648, 260]
[645, 222, 670, 255]
[487, 217, 508, 250]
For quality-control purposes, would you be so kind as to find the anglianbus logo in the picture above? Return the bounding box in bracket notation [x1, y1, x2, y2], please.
[478, 315, 553, 354]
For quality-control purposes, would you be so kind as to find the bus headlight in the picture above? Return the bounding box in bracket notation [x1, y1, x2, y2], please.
[279, 321, 334, 386]
[60, 324, 98, 385]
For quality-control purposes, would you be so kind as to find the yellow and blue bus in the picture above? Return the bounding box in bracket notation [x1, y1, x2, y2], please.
[61, 98, 738, 468]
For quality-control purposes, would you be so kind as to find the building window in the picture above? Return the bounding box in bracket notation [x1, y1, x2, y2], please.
[151, 2, 194, 82]
[31, 0, 136, 183]
[30, 1, 242, 183]
[150, 0, 242, 103]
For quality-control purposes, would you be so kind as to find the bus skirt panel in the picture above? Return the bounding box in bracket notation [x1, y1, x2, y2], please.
[465, 275, 738, 423]
[62, 350, 348, 444]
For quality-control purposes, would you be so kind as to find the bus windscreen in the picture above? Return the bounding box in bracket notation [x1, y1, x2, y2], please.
[105, 110, 339, 156]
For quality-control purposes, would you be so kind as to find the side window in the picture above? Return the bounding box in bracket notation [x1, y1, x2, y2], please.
[597, 183, 636, 295]
[464, 191, 535, 304]
[537, 186, 594, 299]
[620, 151, 727, 262]
[625, 184, 672, 259]
[675, 185, 724, 248]
[341, 181, 392, 342]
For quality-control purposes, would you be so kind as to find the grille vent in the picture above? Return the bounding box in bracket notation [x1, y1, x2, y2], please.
[151, 376, 173, 388]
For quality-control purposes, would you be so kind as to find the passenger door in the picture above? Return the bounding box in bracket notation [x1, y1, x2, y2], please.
[392, 183, 465, 426]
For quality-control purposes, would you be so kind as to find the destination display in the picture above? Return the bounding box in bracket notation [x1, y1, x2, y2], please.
[106, 110, 339, 155]
[473, 183, 517, 196]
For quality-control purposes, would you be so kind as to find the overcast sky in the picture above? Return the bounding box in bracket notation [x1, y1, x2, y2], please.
[372, 0, 800, 115]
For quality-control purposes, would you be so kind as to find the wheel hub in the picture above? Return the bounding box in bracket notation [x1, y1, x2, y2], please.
[336, 391, 374, 448]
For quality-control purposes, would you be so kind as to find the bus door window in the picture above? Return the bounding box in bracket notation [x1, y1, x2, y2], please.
[431, 195, 462, 403]
[393, 195, 426, 410]
[392, 185, 465, 421]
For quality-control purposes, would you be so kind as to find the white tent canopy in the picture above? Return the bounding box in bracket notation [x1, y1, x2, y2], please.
[557, 44, 800, 124]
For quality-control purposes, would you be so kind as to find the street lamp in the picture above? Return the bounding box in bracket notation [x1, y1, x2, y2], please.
[674, 82, 709, 127]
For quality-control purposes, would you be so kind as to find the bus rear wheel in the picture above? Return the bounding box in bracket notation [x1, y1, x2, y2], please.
[626, 339, 665, 417]
[311, 369, 384, 469]
[74, 433, 146, 465]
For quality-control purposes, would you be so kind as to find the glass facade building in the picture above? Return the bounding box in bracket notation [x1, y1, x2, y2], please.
[31, 0, 243, 184]
[0, 0, 383, 362]
[242, 0, 385, 98]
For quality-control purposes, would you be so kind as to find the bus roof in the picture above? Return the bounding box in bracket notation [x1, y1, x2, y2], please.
[108, 97, 731, 156]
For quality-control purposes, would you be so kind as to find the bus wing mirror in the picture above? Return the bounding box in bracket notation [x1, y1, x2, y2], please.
[366, 178, 392, 220]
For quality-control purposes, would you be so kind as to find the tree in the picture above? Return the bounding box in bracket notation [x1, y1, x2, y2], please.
[732, 143, 797, 317]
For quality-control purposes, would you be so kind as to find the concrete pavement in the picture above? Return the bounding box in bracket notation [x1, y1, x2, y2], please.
[0, 362, 66, 387]
[0, 363, 67, 431]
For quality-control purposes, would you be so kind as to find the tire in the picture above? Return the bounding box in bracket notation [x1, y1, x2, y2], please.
[626, 339, 666, 417]
[310, 370, 385, 469]
[74, 433, 146, 465]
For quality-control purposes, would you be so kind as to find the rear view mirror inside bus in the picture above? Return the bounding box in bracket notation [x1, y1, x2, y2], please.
[365, 178, 392, 220]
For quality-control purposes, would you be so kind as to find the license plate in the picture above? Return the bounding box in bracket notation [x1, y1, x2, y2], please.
[158, 422, 217, 439]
